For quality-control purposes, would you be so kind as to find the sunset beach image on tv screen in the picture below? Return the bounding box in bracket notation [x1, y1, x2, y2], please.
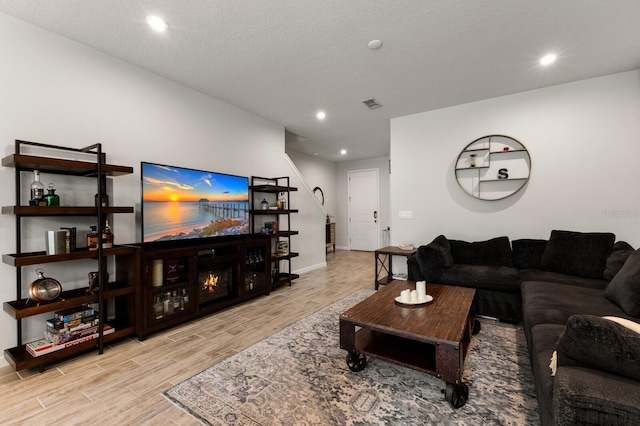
[141, 162, 249, 243]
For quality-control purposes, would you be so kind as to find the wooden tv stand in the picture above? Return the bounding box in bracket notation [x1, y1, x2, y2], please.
[136, 236, 271, 339]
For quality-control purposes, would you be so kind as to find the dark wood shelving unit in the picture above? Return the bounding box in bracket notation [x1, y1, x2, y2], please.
[1, 206, 134, 216]
[3, 245, 137, 267]
[3, 283, 134, 320]
[1, 140, 137, 371]
[1, 153, 133, 176]
[250, 177, 299, 288]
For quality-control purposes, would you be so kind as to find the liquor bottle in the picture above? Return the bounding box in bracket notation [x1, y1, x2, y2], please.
[95, 192, 109, 208]
[87, 226, 99, 251]
[178, 289, 185, 311]
[182, 288, 189, 310]
[102, 220, 114, 249]
[164, 291, 174, 315]
[153, 295, 164, 319]
[44, 183, 60, 206]
[172, 290, 180, 312]
[29, 170, 45, 204]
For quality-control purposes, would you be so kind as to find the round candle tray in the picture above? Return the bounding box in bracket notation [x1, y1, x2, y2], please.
[394, 295, 433, 307]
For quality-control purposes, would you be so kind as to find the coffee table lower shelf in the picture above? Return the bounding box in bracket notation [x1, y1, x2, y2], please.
[340, 320, 472, 408]
[353, 329, 438, 373]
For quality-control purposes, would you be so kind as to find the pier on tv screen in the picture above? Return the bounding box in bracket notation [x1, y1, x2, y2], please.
[141, 162, 250, 243]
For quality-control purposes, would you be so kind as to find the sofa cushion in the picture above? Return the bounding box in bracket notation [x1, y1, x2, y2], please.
[605, 248, 640, 317]
[557, 314, 640, 381]
[540, 230, 615, 279]
[519, 269, 608, 290]
[520, 281, 633, 350]
[448, 236, 513, 267]
[603, 241, 634, 281]
[415, 235, 453, 279]
[438, 264, 520, 292]
[512, 239, 547, 269]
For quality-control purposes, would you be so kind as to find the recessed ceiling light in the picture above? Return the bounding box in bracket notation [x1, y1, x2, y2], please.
[539, 53, 557, 66]
[340, 149, 347, 155]
[368, 39, 383, 50]
[146, 15, 168, 32]
[316, 111, 326, 120]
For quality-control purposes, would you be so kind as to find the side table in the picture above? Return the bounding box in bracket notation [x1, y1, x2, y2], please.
[325, 222, 336, 253]
[374, 246, 418, 289]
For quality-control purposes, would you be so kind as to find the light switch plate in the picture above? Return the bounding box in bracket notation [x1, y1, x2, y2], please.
[398, 211, 413, 219]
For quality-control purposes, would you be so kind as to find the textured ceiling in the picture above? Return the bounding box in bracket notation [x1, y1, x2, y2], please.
[1, 1, 639, 162]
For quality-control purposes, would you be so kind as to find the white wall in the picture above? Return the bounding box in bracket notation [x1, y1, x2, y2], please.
[391, 70, 640, 251]
[286, 151, 338, 264]
[286, 151, 337, 218]
[336, 157, 391, 249]
[0, 12, 324, 367]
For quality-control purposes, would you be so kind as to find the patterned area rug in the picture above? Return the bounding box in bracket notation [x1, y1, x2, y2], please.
[164, 289, 539, 425]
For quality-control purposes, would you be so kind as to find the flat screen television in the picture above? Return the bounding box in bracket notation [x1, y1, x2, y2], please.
[141, 162, 250, 244]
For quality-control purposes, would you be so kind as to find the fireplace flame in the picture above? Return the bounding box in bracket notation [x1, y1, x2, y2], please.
[203, 271, 219, 294]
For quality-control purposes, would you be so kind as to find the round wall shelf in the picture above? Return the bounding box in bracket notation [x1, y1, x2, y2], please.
[454, 135, 531, 201]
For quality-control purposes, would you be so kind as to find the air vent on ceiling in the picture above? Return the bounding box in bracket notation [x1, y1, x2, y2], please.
[362, 98, 382, 109]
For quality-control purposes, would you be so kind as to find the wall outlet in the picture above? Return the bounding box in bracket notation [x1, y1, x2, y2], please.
[398, 211, 413, 219]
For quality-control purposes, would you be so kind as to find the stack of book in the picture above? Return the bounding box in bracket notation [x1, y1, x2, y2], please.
[26, 305, 113, 357]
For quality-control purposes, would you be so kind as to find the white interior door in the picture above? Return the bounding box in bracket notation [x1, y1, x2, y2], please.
[348, 169, 379, 251]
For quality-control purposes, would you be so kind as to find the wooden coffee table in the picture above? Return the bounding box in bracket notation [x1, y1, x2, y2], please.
[339, 280, 476, 408]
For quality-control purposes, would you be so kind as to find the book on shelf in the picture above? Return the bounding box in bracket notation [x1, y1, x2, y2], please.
[54, 306, 95, 323]
[46, 314, 97, 331]
[26, 324, 114, 357]
[44, 319, 100, 344]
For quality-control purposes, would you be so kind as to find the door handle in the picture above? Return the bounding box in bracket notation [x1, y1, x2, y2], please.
[373, 211, 377, 223]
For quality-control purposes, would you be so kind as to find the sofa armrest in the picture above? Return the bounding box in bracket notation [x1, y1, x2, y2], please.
[557, 315, 640, 381]
[407, 255, 423, 281]
[414, 235, 453, 280]
[553, 366, 640, 426]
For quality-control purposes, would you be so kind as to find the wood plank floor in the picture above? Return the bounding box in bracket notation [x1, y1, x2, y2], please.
[0, 249, 373, 425]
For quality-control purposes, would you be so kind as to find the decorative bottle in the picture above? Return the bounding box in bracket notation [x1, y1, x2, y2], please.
[153, 295, 164, 319]
[172, 290, 180, 312]
[95, 192, 109, 208]
[164, 291, 174, 315]
[87, 226, 99, 251]
[102, 220, 114, 249]
[29, 170, 45, 204]
[44, 183, 60, 206]
[261, 198, 269, 210]
[182, 288, 189, 309]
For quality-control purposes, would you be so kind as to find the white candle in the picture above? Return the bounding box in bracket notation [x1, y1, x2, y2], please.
[400, 289, 411, 303]
[416, 281, 426, 300]
[410, 290, 418, 302]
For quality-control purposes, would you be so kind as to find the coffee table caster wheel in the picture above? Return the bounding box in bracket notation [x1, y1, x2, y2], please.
[443, 382, 468, 408]
[346, 352, 367, 372]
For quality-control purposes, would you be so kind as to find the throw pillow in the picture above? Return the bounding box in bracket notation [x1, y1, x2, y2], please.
[512, 239, 547, 269]
[556, 314, 640, 381]
[551, 316, 640, 376]
[603, 241, 634, 281]
[603, 316, 640, 334]
[605, 248, 640, 317]
[540, 230, 615, 279]
[415, 235, 453, 280]
[448, 236, 513, 267]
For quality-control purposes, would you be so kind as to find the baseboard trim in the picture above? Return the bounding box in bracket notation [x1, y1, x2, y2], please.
[293, 261, 327, 275]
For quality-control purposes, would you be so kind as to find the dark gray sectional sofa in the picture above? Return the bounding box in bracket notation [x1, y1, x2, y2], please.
[407, 230, 640, 425]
